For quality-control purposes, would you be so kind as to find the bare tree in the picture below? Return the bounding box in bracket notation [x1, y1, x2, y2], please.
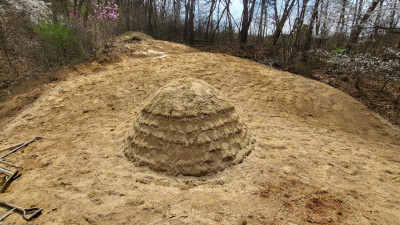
[223, 0, 234, 42]
[147, 0, 157, 31]
[257, 0, 267, 38]
[346, 0, 384, 51]
[239, 0, 257, 45]
[204, 0, 218, 40]
[271, 0, 297, 46]
[373, 0, 384, 37]
[160, 0, 168, 20]
[183, 0, 190, 41]
[173, 0, 181, 24]
[336, 0, 347, 35]
[188, 0, 196, 44]
[210, 1, 228, 43]
[303, 0, 321, 52]
[294, 0, 309, 48]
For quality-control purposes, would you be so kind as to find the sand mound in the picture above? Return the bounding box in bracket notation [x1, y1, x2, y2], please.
[124, 78, 254, 176]
[0, 35, 399, 224]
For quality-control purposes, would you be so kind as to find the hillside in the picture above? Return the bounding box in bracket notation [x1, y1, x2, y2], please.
[0, 33, 399, 224]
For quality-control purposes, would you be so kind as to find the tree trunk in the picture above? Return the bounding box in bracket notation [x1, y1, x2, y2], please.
[239, 0, 256, 45]
[183, 0, 190, 42]
[205, 0, 217, 40]
[174, 0, 181, 24]
[373, 0, 383, 37]
[351, 0, 359, 29]
[240, 0, 249, 45]
[83, 1, 89, 30]
[152, 0, 158, 29]
[188, 0, 196, 45]
[272, 0, 297, 46]
[210, 5, 227, 43]
[161, 0, 167, 20]
[148, 0, 154, 31]
[173, 0, 181, 40]
[224, 0, 233, 43]
[263, 2, 268, 37]
[303, 0, 321, 52]
[257, 0, 266, 38]
[346, 0, 383, 52]
[336, 0, 347, 34]
[315, 0, 322, 37]
[356, 0, 364, 24]
[294, 0, 309, 48]
[320, 0, 329, 38]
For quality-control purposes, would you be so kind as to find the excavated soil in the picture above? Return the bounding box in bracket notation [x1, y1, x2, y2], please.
[124, 78, 254, 176]
[0, 32, 399, 224]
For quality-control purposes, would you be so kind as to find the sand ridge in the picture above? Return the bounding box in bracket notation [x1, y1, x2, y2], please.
[0, 32, 399, 224]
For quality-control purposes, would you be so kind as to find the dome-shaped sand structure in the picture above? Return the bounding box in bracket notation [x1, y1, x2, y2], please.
[124, 78, 254, 176]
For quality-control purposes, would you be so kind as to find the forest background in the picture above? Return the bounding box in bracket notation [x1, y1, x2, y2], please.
[0, 0, 399, 125]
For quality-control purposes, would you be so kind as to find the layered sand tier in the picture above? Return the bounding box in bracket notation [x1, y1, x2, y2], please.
[124, 78, 254, 176]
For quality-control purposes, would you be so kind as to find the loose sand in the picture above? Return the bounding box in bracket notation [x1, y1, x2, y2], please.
[0, 32, 399, 224]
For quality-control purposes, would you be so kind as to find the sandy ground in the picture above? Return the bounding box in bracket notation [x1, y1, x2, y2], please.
[0, 33, 399, 225]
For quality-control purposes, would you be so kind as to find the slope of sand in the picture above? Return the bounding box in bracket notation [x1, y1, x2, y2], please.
[0, 33, 399, 224]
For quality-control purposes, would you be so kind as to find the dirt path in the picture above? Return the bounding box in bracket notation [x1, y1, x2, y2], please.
[0, 33, 399, 224]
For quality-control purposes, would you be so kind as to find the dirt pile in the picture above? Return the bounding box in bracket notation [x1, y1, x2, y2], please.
[0, 33, 399, 224]
[124, 78, 254, 176]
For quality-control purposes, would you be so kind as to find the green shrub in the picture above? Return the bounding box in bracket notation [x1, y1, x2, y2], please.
[333, 47, 347, 55]
[32, 21, 87, 68]
[34, 22, 74, 52]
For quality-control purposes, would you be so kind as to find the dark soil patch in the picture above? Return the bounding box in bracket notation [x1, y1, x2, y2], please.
[256, 179, 349, 225]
